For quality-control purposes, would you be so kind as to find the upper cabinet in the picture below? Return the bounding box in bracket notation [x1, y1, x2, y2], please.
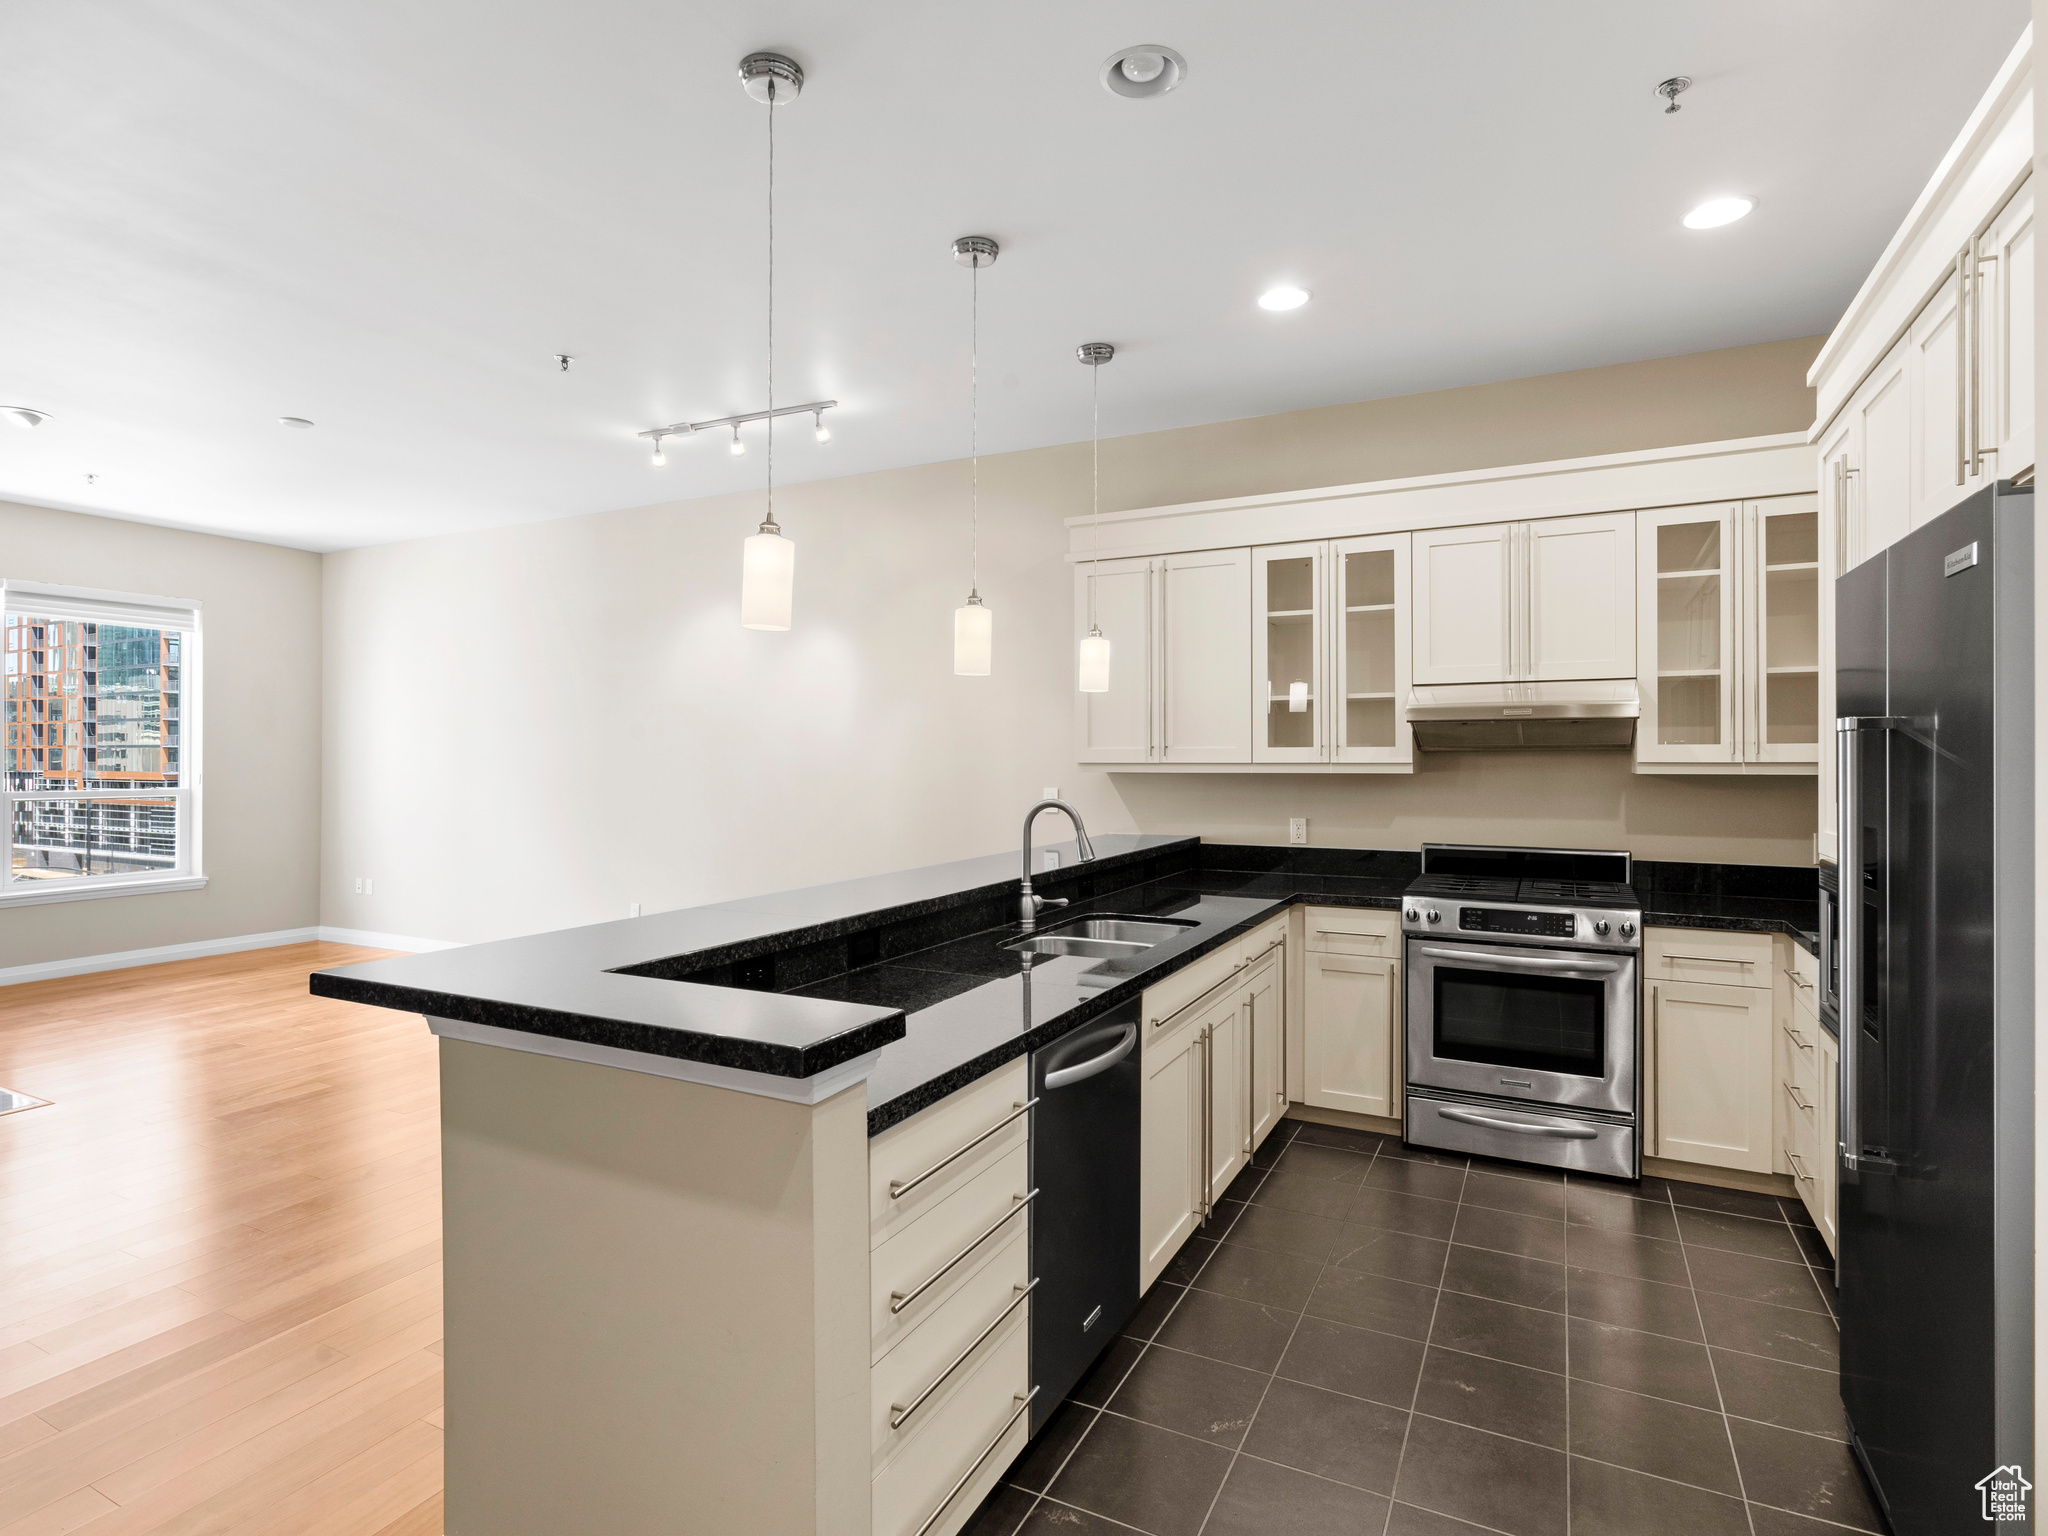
[1413, 514, 1635, 685]
[1161, 550, 1251, 763]
[1979, 178, 2036, 482]
[1073, 556, 1156, 764]
[1635, 496, 1820, 774]
[1250, 536, 1415, 766]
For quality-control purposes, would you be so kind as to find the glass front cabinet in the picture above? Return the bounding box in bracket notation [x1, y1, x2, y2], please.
[1250, 535, 1413, 768]
[1634, 495, 1820, 774]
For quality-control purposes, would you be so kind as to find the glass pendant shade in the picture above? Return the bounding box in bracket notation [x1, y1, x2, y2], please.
[740, 524, 795, 631]
[1078, 628, 1111, 693]
[953, 595, 992, 676]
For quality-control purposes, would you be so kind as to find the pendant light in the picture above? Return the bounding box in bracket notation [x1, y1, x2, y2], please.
[952, 236, 998, 675]
[1076, 342, 1115, 692]
[738, 53, 801, 632]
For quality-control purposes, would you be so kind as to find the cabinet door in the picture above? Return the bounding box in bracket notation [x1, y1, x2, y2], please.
[1245, 954, 1284, 1151]
[1908, 263, 1980, 530]
[1205, 991, 1248, 1201]
[1411, 523, 1511, 684]
[1636, 504, 1738, 766]
[1650, 980, 1774, 1173]
[1527, 513, 1636, 681]
[1331, 534, 1413, 765]
[1746, 497, 1821, 765]
[1160, 549, 1251, 763]
[1074, 557, 1156, 763]
[1139, 1016, 1203, 1292]
[1252, 543, 1326, 763]
[1815, 417, 1853, 864]
[1979, 178, 2035, 482]
[1854, 339, 1912, 564]
[1302, 950, 1396, 1119]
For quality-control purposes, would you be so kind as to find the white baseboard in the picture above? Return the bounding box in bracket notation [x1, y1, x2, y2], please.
[315, 926, 460, 953]
[0, 924, 457, 987]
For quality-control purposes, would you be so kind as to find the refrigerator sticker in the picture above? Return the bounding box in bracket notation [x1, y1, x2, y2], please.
[1976, 1464, 2030, 1522]
[1944, 541, 1981, 577]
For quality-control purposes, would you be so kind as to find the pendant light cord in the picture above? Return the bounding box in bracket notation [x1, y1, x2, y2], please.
[970, 259, 979, 597]
[1089, 361, 1101, 630]
[764, 78, 777, 532]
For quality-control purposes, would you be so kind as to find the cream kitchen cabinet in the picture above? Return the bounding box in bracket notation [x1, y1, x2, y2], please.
[1635, 497, 1819, 774]
[1138, 940, 1286, 1292]
[1645, 928, 1776, 1174]
[1251, 536, 1414, 768]
[1977, 177, 2035, 482]
[1300, 907, 1400, 1121]
[1074, 549, 1251, 764]
[1413, 514, 1634, 685]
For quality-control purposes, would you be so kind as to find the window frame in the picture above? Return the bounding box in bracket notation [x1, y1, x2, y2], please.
[1, 579, 205, 908]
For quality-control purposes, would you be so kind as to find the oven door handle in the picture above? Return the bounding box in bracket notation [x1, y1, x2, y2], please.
[1414, 947, 1624, 975]
[1437, 1107, 1600, 1140]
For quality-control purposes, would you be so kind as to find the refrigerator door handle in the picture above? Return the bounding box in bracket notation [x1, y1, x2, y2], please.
[1835, 715, 1904, 1175]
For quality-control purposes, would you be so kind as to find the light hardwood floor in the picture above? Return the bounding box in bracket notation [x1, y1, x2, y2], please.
[0, 943, 443, 1536]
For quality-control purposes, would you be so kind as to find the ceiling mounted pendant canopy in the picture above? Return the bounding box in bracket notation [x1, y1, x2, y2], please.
[953, 236, 999, 677]
[736, 51, 800, 632]
[1076, 342, 1114, 694]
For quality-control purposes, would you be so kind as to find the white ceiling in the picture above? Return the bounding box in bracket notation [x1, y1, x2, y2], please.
[0, 1, 2028, 552]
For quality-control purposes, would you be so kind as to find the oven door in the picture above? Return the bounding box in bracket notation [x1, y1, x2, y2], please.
[1405, 938, 1637, 1116]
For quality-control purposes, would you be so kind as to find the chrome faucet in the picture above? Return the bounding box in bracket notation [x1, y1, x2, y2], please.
[1018, 798, 1097, 932]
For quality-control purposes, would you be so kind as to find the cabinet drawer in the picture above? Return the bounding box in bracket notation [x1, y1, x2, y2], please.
[871, 1309, 1031, 1536]
[871, 1060, 1029, 1248]
[1142, 947, 1244, 1039]
[1240, 915, 1289, 966]
[1644, 927, 1772, 988]
[1785, 943, 1821, 1018]
[872, 1144, 1030, 1363]
[870, 1227, 1029, 1465]
[1305, 906, 1399, 956]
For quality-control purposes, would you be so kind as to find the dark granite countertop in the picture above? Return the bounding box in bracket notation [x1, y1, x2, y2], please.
[313, 837, 1824, 1134]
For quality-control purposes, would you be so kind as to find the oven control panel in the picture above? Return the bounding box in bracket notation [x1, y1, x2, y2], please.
[1461, 907, 1575, 939]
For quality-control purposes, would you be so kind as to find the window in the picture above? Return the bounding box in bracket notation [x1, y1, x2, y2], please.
[1, 579, 202, 905]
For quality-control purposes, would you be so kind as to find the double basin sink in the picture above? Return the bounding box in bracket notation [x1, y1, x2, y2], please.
[1002, 915, 1198, 960]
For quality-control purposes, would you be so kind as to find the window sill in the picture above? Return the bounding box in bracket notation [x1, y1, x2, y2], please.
[0, 874, 209, 910]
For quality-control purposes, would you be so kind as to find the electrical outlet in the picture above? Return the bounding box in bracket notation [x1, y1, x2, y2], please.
[1289, 818, 1308, 845]
[629, 902, 642, 918]
[354, 878, 362, 894]
[1043, 786, 1059, 800]
[1044, 850, 1061, 871]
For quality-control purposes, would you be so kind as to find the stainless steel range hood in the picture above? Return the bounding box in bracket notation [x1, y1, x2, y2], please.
[1406, 682, 1640, 752]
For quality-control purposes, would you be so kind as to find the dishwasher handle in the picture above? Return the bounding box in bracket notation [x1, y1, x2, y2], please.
[1044, 1023, 1138, 1090]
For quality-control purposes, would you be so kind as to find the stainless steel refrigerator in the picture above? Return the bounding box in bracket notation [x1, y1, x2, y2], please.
[1836, 480, 2034, 1533]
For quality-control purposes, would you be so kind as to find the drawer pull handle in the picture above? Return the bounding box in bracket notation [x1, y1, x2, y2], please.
[890, 1279, 1036, 1431]
[1785, 1083, 1813, 1112]
[890, 1191, 1036, 1315]
[1663, 953, 1755, 967]
[1783, 1023, 1810, 1049]
[889, 1099, 1038, 1201]
[1787, 971, 1814, 990]
[913, 1388, 1039, 1536]
[1787, 1151, 1815, 1183]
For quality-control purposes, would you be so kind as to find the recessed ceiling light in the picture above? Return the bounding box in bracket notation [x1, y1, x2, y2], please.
[279, 416, 315, 428]
[1101, 44, 1186, 99]
[2, 407, 49, 428]
[1683, 196, 1755, 230]
[1258, 286, 1310, 312]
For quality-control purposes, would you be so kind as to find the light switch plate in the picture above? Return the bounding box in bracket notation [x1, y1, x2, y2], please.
[1043, 786, 1059, 800]
[1289, 818, 1308, 845]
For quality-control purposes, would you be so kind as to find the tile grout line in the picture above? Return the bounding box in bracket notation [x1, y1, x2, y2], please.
[1667, 1180, 1761, 1536]
[1189, 1119, 1349, 1536]
[1374, 1144, 1464, 1536]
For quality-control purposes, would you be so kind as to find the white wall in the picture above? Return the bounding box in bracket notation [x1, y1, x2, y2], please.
[324, 336, 1825, 946]
[0, 498, 323, 966]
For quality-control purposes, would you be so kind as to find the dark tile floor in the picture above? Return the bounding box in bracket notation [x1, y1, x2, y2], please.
[963, 1118, 1884, 1536]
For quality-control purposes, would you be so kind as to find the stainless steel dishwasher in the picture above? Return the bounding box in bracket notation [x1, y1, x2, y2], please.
[1027, 1000, 1140, 1434]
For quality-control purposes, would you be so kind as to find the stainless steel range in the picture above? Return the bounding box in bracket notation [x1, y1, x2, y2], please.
[1402, 844, 1642, 1179]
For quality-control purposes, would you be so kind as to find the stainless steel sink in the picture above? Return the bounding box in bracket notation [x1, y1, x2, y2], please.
[1002, 915, 1197, 958]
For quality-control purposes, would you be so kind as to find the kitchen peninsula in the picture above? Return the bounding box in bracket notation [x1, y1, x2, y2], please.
[312, 834, 1820, 1536]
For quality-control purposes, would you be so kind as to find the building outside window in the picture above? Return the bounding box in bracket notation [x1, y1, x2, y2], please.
[1, 579, 203, 905]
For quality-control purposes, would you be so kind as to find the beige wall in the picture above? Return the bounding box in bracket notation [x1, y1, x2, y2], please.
[323, 335, 1821, 945]
[1, 499, 322, 966]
